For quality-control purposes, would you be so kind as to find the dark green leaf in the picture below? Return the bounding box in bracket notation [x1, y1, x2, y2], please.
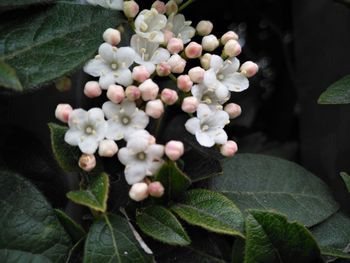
[320, 247, 350, 260]
[245, 210, 323, 263]
[0, 249, 52, 263]
[209, 154, 339, 227]
[67, 172, 109, 213]
[0, 2, 125, 90]
[318, 75, 350, 104]
[0, 0, 53, 9]
[54, 209, 86, 243]
[154, 161, 191, 201]
[136, 205, 190, 246]
[171, 189, 244, 237]
[232, 238, 245, 263]
[0, 60, 22, 91]
[84, 214, 153, 263]
[340, 172, 350, 193]
[0, 171, 72, 263]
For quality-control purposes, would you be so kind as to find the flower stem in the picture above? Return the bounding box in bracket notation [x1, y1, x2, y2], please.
[178, 0, 195, 12]
[168, 73, 177, 83]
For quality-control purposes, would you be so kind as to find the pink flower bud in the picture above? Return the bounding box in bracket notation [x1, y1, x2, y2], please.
[185, 42, 202, 59]
[196, 20, 213, 36]
[138, 79, 159, 101]
[146, 99, 164, 119]
[224, 39, 241, 57]
[55, 103, 73, 123]
[167, 38, 184, 54]
[156, 62, 172, 76]
[98, 140, 118, 157]
[107, 84, 124, 104]
[220, 140, 238, 157]
[181, 96, 199, 113]
[163, 30, 174, 44]
[200, 53, 211, 70]
[149, 135, 156, 145]
[152, 0, 166, 14]
[148, 181, 165, 197]
[129, 182, 149, 201]
[188, 66, 205, 83]
[103, 28, 121, 46]
[240, 61, 259, 78]
[202, 34, 219, 52]
[123, 0, 139, 18]
[161, 88, 178, 105]
[125, 85, 141, 101]
[132, 65, 150, 83]
[78, 154, 96, 172]
[165, 0, 178, 15]
[84, 81, 102, 98]
[168, 54, 186, 74]
[177, 75, 193, 92]
[224, 103, 242, 119]
[221, 31, 239, 45]
[165, 140, 184, 161]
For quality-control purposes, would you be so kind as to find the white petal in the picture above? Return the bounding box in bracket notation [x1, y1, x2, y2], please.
[131, 110, 149, 129]
[223, 72, 249, 92]
[116, 47, 136, 68]
[108, 0, 124, 10]
[185, 117, 200, 135]
[106, 119, 124, 140]
[215, 82, 230, 100]
[99, 43, 115, 63]
[141, 62, 156, 74]
[88, 107, 105, 122]
[210, 55, 224, 71]
[78, 137, 99, 154]
[146, 160, 163, 175]
[84, 58, 109, 77]
[196, 103, 212, 119]
[203, 69, 218, 88]
[68, 109, 87, 129]
[126, 132, 150, 153]
[114, 68, 133, 87]
[64, 129, 82, 146]
[206, 110, 229, 128]
[150, 48, 170, 64]
[99, 72, 115, 90]
[118, 148, 133, 165]
[179, 27, 195, 44]
[103, 101, 121, 119]
[213, 129, 228, 145]
[120, 100, 137, 115]
[124, 164, 147, 185]
[146, 144, 164, 159]
[195, 131, 215, 147]
[222, 57, 240, 74]
[191, 84, 204, 100]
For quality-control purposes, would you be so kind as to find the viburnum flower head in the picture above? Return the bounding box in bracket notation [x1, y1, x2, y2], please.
[87, 0, 123, 10]
[118, 130, 164, 184]
[185, 104, 229, 147]
[166, 14, 195, 44]
[84, 43, 135, 89]
[102, 100, 149, 141]
[135, 8, 167, 43]
[64, 108, 107, 154]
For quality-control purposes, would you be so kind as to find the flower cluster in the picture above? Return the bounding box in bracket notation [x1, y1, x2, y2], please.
[55, 0, 258, 202]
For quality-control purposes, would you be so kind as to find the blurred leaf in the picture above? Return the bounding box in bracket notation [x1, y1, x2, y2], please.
[0, 2, 125, 90]
[0, 60, 22, 91]
[232, 238, 245, 263]
[0, 171, 72, 263]
[209, 154, 339, 227]
[136, 205, 191, 246]
[171, 189, 244, 237]
[0, 0, 54, 9]
[84, 214, 153, 263]
[320, 247, 350, 260]
[0, 249, 51, 263]
[54, 209, 86, 243]
[67, 172, 109, 213]
[318, 75, 350, 104]
[340, 172, 350, 193]
[245, 210, 323, 263]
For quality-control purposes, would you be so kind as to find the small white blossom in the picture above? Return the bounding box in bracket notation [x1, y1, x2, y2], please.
[185, 104, 229, 147]
[118, 130, 164, 184]
[191, 83, 229, 109]
[84, 43, 135, 89]
[130, 34, 170, 74]
[86, 0, 123, 10]
[102, 100, 149, 141]
[166, 14, 195, 44]
[135, 8, 167, 43]
[65, 108, 107, 154]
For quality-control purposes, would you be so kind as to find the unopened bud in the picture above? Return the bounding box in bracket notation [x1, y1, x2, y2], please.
[161, 88, 178, 105]
[139, 79, 159, 101]
[125, 85, 141, 101]
[152, 0, 166, 14]
[224, 103, 242, 119]
[220, 140, 238, 157]
[202, 34, 219, 52]
[181, 96, 199, 113]
[168, 54, 186, 74]
[185, 42, 202, 59]
[165, 0, 178, 15]
[55, 104, 73, 123]
[84, 81, 102, 98]
[132, 65, 150, 83]
[167, 38, 184, 54]
[240, 61, 259, 78]
[177, 75, 193, 92]
[224, 39, 241, 57]
[156, 62, 171, 76]
[221, 31, 239, 45]
[98, 140, 118, 157]
[200, 53, 211, 70]
[146, 99, 164, 119]
[165, 140, 184, 161]
[78, 154, 96, 172]
[129, 182, 149, 201]
[103, 28, 121, 46]
[196, 20, 213, 36]
[123, 0, 139, 18]
[107, 84, 124, 104]
[148, 181, 165, 197]
[188, 66, 205, 83]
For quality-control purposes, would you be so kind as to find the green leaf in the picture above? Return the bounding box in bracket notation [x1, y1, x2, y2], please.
[340, 172, 350, 193]
[171, 189, 244, 237]
[320, 246, 350, 260]
[0, 2, 125, 90]
[49, 123, 80, 172]
[232, 238, 245, 263]
[67, 172, 109, 213]
[0, 249, 52, 263]
[136, 205, 190, 246]
[209, 154, 339, 227]
[84, 214, 153, 263]
[245, 210, 323, 263]
[154, 160, 191, 201]
[0, 171, 72, 263]
[0, 60, 22, 91]
[54, 209, 86, 243]
[0, 0, 53, 9]
[318, 74, 350, 104]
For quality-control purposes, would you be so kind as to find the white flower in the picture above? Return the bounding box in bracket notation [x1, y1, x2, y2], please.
[84, 43, 135, 89]
[65, 108, 107, 154]
[86, 0, 123, 10]
[166, 14, 195, 44]
[130, 34, 170, 74]
[203, 55, 249, 100]
[185, 104, 229, 147]
[135, 8, 167, 43]
[118, 130, 164, 184]
[191, 83, 230, 109]
[102, 100, 149, 141]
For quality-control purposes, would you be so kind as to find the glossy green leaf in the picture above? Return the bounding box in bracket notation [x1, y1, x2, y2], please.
[318, 74, 350, 104]
[340, 172, 350, 193]
[0, 249, 52, 263]
[67, 172, 109, 213]
[84, 214, 153, 263]
[320, 247, 350, 260]
[0, 2, 125, 90]
[171, 189, 244, 237]
[0, 171, 72, 263]
[154, 160, 191, 200]
[210, 154, 339, 227]
[245, 210, 323, 263]
[136, 205, 190, 246]
[54, 209, 86, 243]
[0, 60, 22, 91]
